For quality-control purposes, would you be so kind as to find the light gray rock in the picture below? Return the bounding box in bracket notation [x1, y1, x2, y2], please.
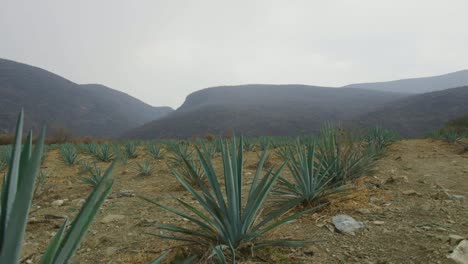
[332, 215, 364, 235]
[450, 194, 466, 202]
[356, 209, 371, 214]
[51, 200, 64, 207]
[117, 190, 135, 198]
[373, 220, 385, 225]
[448, 240, 468, 264]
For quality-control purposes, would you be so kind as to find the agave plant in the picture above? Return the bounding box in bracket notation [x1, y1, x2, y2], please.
[199, 140, 217, 159]
[316, 123, 374, 183]
[93, 143, 115, 162]
[135, 159, 154, 176]
[168, 141, 193, 165]
[275, 140, 347, 206]
[176, 157, 206, 187]
[440, 130, 461, 143]
[82, 163, 104, 187]
[0, 111, 119, 264]
[146, 143, 164, 160]
[33, 169, 50, 199]
[124, 141, 138, 159]
[366, 127, 397, 157]
[82, 142, 99, 155]
[141, 137, 318, 263]
[258, 136, 270, 151]
[243, 138, 253, 152]
[60, 143, 79, 166]
[78, 160, 92, 174]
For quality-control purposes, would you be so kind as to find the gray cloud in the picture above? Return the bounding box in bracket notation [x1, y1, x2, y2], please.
[1, 0, 467, 108]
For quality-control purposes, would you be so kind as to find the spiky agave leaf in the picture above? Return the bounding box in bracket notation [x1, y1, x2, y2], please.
[42, 161, 115, 263]
[0, 111, 117, 264]
[0, 110, 45, 263]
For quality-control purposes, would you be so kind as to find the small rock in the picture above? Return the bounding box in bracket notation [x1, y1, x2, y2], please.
[332, 215, 365, 235]
[51, 200, 64, 207]
[373, 221, 385, 225]
[117, 190, 135, 198]
[101, 214, 125, 223]
[448, 240, 468, 264]
[303, 245, 317, 256]
[356, 209, 371, 214]
[450, 195, 466, 202]
[449, 235, 466, 246]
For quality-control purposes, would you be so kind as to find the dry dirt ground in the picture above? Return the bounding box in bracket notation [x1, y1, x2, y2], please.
[18, 139, 468, 263]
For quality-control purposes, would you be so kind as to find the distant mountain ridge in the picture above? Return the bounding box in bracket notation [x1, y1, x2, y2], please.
[352, 86, 468, 137]
[2, 57, 466, 139]
[344, 70, 468, 93]
[0, 58, 172, 137]
[125, 84, 408, 139]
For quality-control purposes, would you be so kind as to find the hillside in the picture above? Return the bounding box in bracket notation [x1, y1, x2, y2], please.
[345, 70, 468, 93]
[353, 86, 468, 137]
[125, 84, 407, 139]
[0, 58, 172, 137]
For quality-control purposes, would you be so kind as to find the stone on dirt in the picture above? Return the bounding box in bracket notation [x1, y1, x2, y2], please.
[332, 215, 364, 235]
[356, 208, 371, 214]
[51, 200, 64, 207]
[448, 240, 468, 264]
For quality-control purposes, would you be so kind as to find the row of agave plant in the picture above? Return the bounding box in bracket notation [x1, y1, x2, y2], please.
[137, 125, 397, 262]
[428, 130, 468, 153]
[0, 112, 397, 263]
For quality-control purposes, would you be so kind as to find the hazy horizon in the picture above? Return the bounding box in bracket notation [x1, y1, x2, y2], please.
[2, 0, 468, 108]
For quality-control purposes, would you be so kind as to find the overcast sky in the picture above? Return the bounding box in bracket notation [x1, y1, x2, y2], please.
[1, 0, 467, 108]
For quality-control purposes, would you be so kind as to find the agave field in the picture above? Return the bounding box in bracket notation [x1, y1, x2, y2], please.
[0, 112, 409, 264]
[8, 113, 464, 263]
[2, 115, 468, 263]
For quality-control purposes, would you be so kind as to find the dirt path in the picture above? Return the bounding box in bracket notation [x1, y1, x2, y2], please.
[21, 139, 468, 263]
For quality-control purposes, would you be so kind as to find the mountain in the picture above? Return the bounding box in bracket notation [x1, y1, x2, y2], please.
[0, 58, 172, 137]
[344, 70, 468, 93]
[352, 86, 468, 137]
[125, 85, 408, 139]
